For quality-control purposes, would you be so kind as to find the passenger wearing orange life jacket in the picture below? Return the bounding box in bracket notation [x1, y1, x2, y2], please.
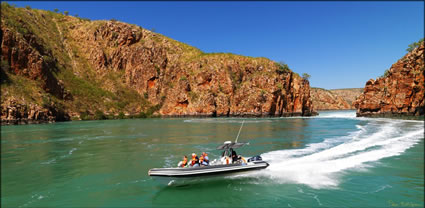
[199, 154, 208, 166]
[199, 155, 205, 166]
[177, 155, 188, 167]
[202, 152, 209, 165]
[189, 153, 199, 167]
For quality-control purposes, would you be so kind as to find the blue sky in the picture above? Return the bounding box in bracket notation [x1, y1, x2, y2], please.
[8, 1, 424, 89]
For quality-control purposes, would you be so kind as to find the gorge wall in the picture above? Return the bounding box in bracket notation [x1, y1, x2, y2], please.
[311, 88, 363, 110]
[354, 42, 424, 118]
[1, 4, 316, 124]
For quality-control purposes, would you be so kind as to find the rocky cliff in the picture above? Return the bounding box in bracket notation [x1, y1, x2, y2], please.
[310, 88, 363, 110]
[329, 88, 363, 107]
[1, 4, 316, 124]
[311, 88, 351, 110]
[354, 42, 424, 118]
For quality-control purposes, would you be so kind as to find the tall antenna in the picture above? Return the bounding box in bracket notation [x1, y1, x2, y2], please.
[235, 120, 245, 143]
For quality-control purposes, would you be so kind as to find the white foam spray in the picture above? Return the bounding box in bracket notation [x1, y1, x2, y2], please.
[249, 112, 424, 189]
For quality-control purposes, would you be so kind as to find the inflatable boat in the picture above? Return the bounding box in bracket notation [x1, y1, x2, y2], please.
[148, 152, 268, 177]
[148, 121, 269, 179]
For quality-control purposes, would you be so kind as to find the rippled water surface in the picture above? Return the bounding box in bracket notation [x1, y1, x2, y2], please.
[1, 111, 424, 207]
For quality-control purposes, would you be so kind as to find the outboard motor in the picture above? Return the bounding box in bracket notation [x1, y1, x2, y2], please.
[247, 155, 262, 162]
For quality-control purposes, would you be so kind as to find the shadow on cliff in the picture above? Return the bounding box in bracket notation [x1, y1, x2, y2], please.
[0, 67, 11, 85]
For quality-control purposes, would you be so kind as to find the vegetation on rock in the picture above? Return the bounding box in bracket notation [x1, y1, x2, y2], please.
[302, 73, 311, 81]
[406, 38, 424, 52]
[355, 42, 424, 118]
[1, 3, 316, 124]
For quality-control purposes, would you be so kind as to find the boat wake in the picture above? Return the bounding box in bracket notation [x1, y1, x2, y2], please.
[315, 110, 357, 118]
[245, 112, 424, 189]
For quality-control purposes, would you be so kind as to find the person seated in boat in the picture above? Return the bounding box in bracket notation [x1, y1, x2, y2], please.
[199, 155, 208, 166]
[230, 148, 238, 164]
[220, 150, 230, 164]
[202, 152, 209, 165]
[221, 155, 230, 165]
[177, 155, 188, 168]
[238, 155, 247, 165]
[189, 153, 199, 167]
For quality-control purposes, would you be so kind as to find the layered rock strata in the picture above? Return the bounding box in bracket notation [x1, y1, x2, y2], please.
[354, 43, 424, 118]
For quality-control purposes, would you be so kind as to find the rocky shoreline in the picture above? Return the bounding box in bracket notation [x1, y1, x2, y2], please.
[354, 111, 423, 120]
[1, 111, 321, 126]
[160, 111, 318, 118]
[1, 99, 69, 125]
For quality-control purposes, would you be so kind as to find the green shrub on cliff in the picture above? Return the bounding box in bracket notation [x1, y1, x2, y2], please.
[302, 73, 311, 81]
[118, 112, 125, 119]
[406, 38, 424, 52]
[180, 76, 187, 81]
[79, 111, 90, 120]
[380, 69, 390, 78]
[94, 110, 106, 120]
[189, 91, 199, 102]
[135, 112, 147, 118]
[276, 61, 290, 74]
[1, 60, 10, 72]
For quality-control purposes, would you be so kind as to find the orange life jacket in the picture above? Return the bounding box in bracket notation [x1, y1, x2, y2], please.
[181, 158, 187, 167]
[191, 156, 196, 165]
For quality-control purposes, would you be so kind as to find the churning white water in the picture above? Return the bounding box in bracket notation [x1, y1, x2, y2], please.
[252, 112, 424, 189]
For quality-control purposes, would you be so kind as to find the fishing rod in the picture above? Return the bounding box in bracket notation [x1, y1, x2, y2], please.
[235, 120, 245, 143]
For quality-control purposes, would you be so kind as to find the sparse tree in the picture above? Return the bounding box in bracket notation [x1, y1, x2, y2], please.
[406, 38, 424, 52]
[64, 11, 69, 16]
[302, 73, 311, 81]
[25, 5, 31, 10]
[75, 14, 79, 17]
[54, 8, 59, 13]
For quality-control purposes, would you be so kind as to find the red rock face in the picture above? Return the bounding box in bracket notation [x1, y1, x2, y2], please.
[1, 26, 71, 124]
[311, 88, 352, 110]
[1, 27, 68, 99]
[1, 12, 317, 124]
[69, 21, 317, 117]
[354, 43, 424, 117]
[310, 88, 363, 110]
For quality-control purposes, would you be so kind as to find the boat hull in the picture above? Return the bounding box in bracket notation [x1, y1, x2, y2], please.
[148, 161, 269, 178]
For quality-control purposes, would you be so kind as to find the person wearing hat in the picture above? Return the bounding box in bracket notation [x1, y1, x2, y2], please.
[189, 153, 199, 167]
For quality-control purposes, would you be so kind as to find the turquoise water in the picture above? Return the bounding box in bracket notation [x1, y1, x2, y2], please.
[1, 110, 424, 207]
